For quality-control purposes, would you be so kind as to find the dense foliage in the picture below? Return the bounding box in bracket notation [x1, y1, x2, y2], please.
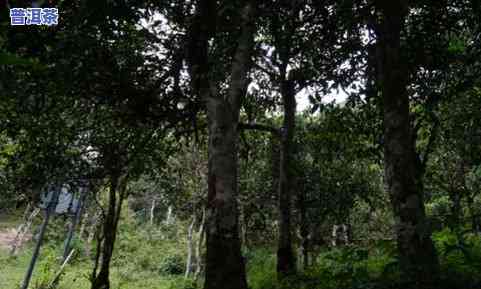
[1, 0, 481, 289]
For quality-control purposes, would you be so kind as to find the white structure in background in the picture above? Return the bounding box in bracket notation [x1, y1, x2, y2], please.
[39, 185, 80, 215]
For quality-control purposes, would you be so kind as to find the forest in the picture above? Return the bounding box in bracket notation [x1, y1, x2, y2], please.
[0, 0, 481, 289]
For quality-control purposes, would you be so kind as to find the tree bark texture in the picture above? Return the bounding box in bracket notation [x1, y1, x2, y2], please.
[185, 216, 196, 279]
[376, 1, 440, 286]
[91, 173, 127, 289]
[277, 77, 297, 277]
[200, 2, 255, 289]
[194, 208, 206, 280]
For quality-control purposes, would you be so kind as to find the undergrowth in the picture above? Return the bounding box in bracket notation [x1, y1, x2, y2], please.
[246, 229, 481, 289]
[2, 212, 481, 289]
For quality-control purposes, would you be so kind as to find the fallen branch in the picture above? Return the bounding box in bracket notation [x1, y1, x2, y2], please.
[47, 249, 76, 289]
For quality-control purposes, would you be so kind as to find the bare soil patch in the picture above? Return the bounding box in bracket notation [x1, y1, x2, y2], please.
[0, 228, 31, 251]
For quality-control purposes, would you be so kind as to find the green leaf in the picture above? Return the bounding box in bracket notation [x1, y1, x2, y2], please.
[0, 52, 37, 66]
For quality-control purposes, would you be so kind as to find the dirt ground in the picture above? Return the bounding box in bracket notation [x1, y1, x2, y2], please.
[0, 228, 17, 250]
[0, 228, 31, 251]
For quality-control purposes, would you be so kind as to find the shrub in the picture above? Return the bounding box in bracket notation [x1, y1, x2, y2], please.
[158, 255, 185, 275]
[246, 248, 277, 289]
[32, 246, 62, 289]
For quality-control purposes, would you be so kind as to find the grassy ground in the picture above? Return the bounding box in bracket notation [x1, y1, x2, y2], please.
[0, 248, 29, 289]
[2, 212, 481, 289]
[0, 246, 195, 289]
[0, 212, 197, 289]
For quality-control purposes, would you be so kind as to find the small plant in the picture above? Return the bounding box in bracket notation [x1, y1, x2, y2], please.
[158, 255, 185, 275]
[246, 248, 277, 289]
[32, 247, 61, 289]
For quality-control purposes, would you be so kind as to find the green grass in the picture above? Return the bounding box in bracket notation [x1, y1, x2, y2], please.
[0, 244, 199, 289]
[0, 213, 200, 289]
[0, 247, 32, 289]
[2, 210, 481, 289]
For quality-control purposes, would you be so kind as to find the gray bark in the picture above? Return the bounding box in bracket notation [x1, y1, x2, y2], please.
[150, 199, 156, 226]
[194, 208, 206, 280]
[201, 2, 255, 289]
[187, 0, 255, 287]
[185, 216, 196, 279]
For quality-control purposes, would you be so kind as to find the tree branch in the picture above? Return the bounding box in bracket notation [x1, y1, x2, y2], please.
[238, 123, 280, 137]
[420, 116, 440, 172]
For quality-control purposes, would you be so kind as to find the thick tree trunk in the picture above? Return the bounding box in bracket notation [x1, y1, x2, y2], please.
[187, 0, 255, 288]
[277, 78, 297, 277]
[91, 173, 127, 289]
[202, 3, 254, 289]
[376, 1, 439, 286]
[204, 100, 247, 289]
[204, 99, 246, 289]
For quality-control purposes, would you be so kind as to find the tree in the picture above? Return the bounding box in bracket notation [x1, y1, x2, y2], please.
[374, 0, 440, 286]
[187, 0, 256, 288]
[250, 0, 366, 276]
[1, 2, 188, 288]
